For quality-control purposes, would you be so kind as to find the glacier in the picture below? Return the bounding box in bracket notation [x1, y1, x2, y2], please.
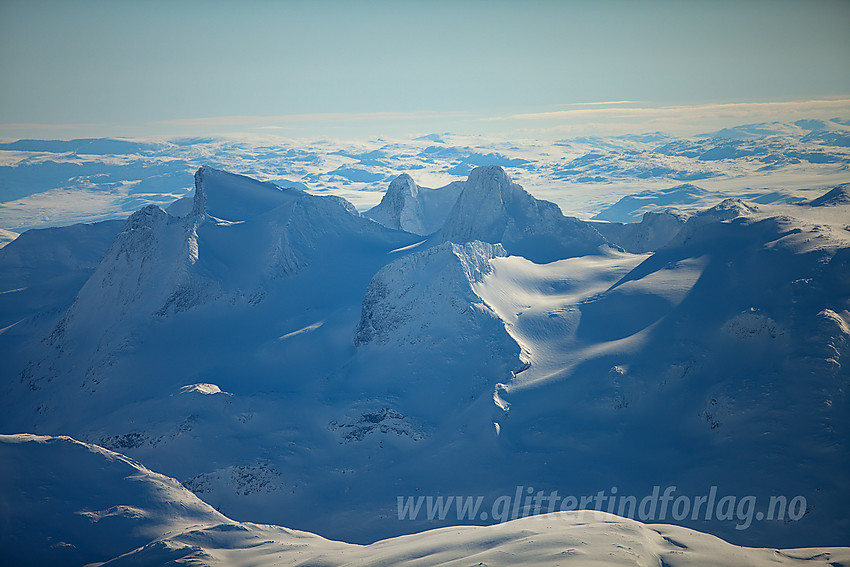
[0, 138, 849, 563]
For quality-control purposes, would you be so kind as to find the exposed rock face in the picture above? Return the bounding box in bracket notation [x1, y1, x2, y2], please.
[439, 166, 610, 262]
[366, 173, 463, 235]
[354, 240, 507, 347]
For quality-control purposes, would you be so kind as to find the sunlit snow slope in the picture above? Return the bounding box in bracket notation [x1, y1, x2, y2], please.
[2, 434, 848, 567]
[0, 164, 847, 551]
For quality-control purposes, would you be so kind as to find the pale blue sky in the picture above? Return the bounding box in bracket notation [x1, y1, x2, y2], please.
[1, 0, 849, 140]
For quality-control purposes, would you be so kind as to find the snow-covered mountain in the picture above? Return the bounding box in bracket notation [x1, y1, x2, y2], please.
[355, 240, 509, 347]
[0, 434, 229, 567]
[365, 173, 463, 235]
[4, 434, 849, 567]
[2, 121, 849, 232]
[439, 165, 610, 262]
[1, 163, 849, 554]
[0, 219, 125, 387]
[16, 166, 412, 394]
[590, 209, 689, 253]
[592, 183, 712, 222]
[0, 218, 123, 330]
[806, 182, 850, 207]
[476, 191, 850, 547]
[350, 240, 523, 418]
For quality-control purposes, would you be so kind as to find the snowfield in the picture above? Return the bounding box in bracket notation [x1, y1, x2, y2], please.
[1, 119, 849, 233]
[0, 126, 848, 563]
[2, 434, 849, 567]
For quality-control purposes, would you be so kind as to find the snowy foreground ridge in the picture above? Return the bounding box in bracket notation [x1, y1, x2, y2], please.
[0, 161, 849, 563]
[2, 434, 849, 567]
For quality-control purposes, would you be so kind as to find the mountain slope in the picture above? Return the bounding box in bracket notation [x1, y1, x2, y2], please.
[592, 183, 711, 222]
[365, 173, 463, 235]
[0, 219, 125, 388]
[805, 182, 850, 207]
[1, 168, 848, 549]
[590, 209, 689, 253]
[3, 434, 849, 567]
[15, 166, 414, 394]
[439, 165, 610, 262]
[355, 240, 509, 348]
[481, 193, 850, 547]
[347, 240, 522, 418]
[0, 434, 230, 567]
[0, 219, 124, 331]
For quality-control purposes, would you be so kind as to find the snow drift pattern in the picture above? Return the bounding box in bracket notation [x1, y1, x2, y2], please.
[3, 433, 848, 567]
[1, 163, 849, 554]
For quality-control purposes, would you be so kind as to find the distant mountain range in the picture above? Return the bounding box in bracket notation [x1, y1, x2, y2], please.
[1, 161, 848, 562]
[2, 119, 848, 233]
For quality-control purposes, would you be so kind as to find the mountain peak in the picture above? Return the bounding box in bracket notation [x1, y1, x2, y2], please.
[368, 174, 423, 232]
[704, 198, 759, 220]
[807, 183, 850, 207]
[389, 173, 419, 197]
[466, 165, 513, 199]
[366, 173, 463, 235]
[440, 166, 609, 262]
[190, 167, 208, 217]
[126, 204, 168, 231]
[439, 166, 521, 244]
[352, 240, 520, 406]
[191, 166, 302, 221]
[665, 197, 760, 248]
[463, 165, 518, 213]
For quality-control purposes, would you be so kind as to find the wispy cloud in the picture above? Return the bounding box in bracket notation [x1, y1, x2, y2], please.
[488, 98, 850, 137]
[152, 111, 470, 129]
[556, 101, 642, 107]
[0, 122, 102, 131]
[510, 98, 850, 121]
[3, 98, 848, 142]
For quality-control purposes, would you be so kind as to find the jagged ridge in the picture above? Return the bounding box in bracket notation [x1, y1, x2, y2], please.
[365, 173, 463, 235]
[439, 166, 610, 262]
